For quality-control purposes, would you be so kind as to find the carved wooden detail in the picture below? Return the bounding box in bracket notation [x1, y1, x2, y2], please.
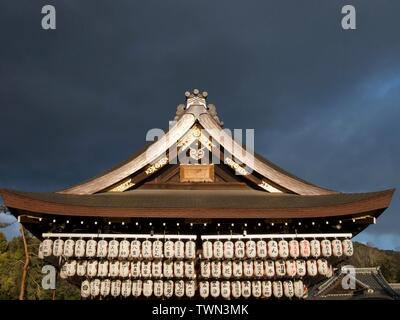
[180, 164, 215, 183]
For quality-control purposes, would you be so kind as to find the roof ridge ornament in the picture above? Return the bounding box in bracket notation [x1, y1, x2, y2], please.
[185, 89, 208, 109]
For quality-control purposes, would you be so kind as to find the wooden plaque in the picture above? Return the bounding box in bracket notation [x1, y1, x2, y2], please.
[180, 164, 214, 183]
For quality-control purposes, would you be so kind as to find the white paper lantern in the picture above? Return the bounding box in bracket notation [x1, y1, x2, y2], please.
[278, 240, 289, 258]
[185, 280, 196, 298]
[262, 281, 272, 298]
[131, 261, 141, 278]
[310, 239, 321, 258]
[264, 260, 275, 278]
[111, 280, 121, 297]
[164, 240, 175, 259]
[243, 260, 254, 278]
[234, 240, 245, 259]
[81, 280, 91, 298]
[283, 280, 294, 298]
[108, 240, 119, 259]
[199, 281, 210, 299]
[222, 260, 232, 278]
[59, 264, 68, 279]
[245, 240, 256, 259]
[174, 260, 184, 278]
[141, 260, 152, 278]
[306, 260, 318, 277]
[299, 239, 311, 258]
[184, 260, 195, 278]
[42, 239, 53, 257]
[185, 241, 196, 259]
[232, 260, 243, 278]
[109, 260, 120, 277]
[142, 240, 152, 259]
[90, 279, 101, 297]
[77, 260, 87, 277]
[289, 240, 299, 258]
[221, 281, 231, 299]
[130, 240, 141, 258]
[97, 260, 108, 277]
[273, 281, 283, 298]
[256, 240, 267, 258]
[143, 280, 153, 297]
[74, 239, 86, 258]
[38, 242, 45, 259]
[342, 239, 353, 257]
[63, 239, 75, 258]
[132, 280, 142, 297]
[53, 239, 64, 257]
[163, 280, 174, 298]
[294, 280, 304, 298]
[275, 260, 286, 277]
[152, 240, 163, 259]
[213, 240, 224, 259]
[121, 279, 132, 297]
[252, 281, 262, 298]
[286, 260, 297, 277]
[296, 260, 307, 277]
[200, 260, 211, 278]
[202, 241, 213, 259]
[163, 260, 174, 278]
[317, 259, 328, 276]
[224, 240, 234, 259]
[100, 279, 111, 297]
[119, 240, 130, 259]
[267, 240, 279, 258]
[87, 260, 98, 277]
[119, 261, 130, 278]
[175, 280, 185, 298]
[231, 281, 241, 298]
[326, 265, 333, 278]
[321, 239, 332, 257]
[211, 261, 222, 278]
[210, 280, 220, 298]
[241, 281, 251, 298]
[152, 260, 163, 278]
[85, 239, 97, 258]
[331, 239, 342, 257]
[175, 240, 185, 259]
[96, 240, 108, 258]
[66, 260, 77, 277]
[154, 280, 164, 298]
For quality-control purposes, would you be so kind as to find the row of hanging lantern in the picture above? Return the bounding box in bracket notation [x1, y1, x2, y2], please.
[201, 238, 353, 259]
[60, 259, 197, 279]
[199, 258, 332, 278]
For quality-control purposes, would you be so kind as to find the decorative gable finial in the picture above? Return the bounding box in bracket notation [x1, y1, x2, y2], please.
[185, 89, 208, 109]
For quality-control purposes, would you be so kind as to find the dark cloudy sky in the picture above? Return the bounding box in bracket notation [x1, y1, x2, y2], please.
[0, 0, 399, 249]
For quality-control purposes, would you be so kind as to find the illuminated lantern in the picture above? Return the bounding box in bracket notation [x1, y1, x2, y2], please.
[262, 281, 272, 298]
[283, 280, 294, 298]
[77, 260, 87, 277]
[252, 281, 262, 298]
[163, 260, 174, 278]
[85, 239, 97, 258]
[310, 239, 321, 258]
[121, 279, 132, 298]
[267, 240, 278, 258]
[81, 280, 90, 298]
[331, 239, 343, 257]
[278, 239, 289, 258]
[152, 240, 163, 259]
[234, 240, 245, 259]
[289, 240, 299, 259]
[38, 242, 44, 259]
[175, 280, 185, 298]
[74, 239, 86, 258]
[164, 240, 175, 259]
[119, 261, 130, 278]
[211, 261, 222, 278]
[111, 280, 121, 297]
[66, 260, 77, 277]
[119, 240, 130, 259]
[241, 281, 251, 298]
[326, 265, 333, 278]
[175, 240, 185, 259]
[294, 280, 304, 298]
[174, 260, 184, 278]
[317, 259, 328, 276]
[109, 261, 120, 277]
[42, 239, 53, 257]
[256, 240, 267, 258]
[132, 280, 142, 297]
[210, 280, 220, 298]
[273, 281, 283, 298]
[231, 281, 241, 298]
[321, 239, 332, 257]
[142, 240, 152, 259]
[152, 259, 163, 278]
[201, 260, 211, 278]
[96, 239, 108, 258]
[213, 240, 224, 259]
[90, 279, 101, 297]
[286, 260, 297, 277]
[185, 240, 196, 259]
[264, 260, 275, 278]
[53, 239, 64, 257]
[296, 260, 307, 277]
[299, 239, 310, 258]
[275, 260, 286, 277]
[97, 260, 108, 277]
[222, 260, 232, 278]
[224, 240, 234, 259]
[59, 264, 68, 279]
[100, 279, 111, 297]
[232, 260, 243, 278]
[202, 241, 213, 259]
[245, 240, 256, 259]
[243, 260, 254, 278]
[108, 240, 119, 259]
[154, 280, 164, 298]
[221, 281, 231, 299]
[185, 280, 196, 298]
[306, 260, 318, 277]
[199, 281, 210, 299]
[342, 239, 354, 257]
[184, 260, 195, 278]
[141, 260, 152, 278]
[63, 239, 75, 258]
[130, 240, 141, 258]
[143, 280, 153, 298]
[163, 280, 174, 298]
[131, 261, 141, 278]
